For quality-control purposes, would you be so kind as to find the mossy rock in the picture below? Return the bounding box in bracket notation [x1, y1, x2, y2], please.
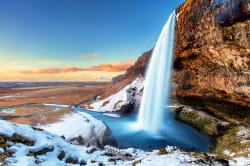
[212, 126, 250, 161]
[176, 108, 219, 136]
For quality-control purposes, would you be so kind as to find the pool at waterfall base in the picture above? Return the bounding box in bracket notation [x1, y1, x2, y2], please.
[1, 104, 213, 152]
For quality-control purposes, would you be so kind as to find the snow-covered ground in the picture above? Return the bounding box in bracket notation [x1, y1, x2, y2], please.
[0, 120, 231, 166]
[90, 77, 144, 112]
[37, 112, 112, 147]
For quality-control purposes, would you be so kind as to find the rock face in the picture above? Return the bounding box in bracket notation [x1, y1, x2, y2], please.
[100, 49, 152, 100]
[91, 49, 151, 113]
[174, 0, 250, 123]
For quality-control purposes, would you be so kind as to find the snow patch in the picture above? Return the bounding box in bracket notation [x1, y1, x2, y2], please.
[38, 112, 108, 147]
[0, 109, 16, 114]
[103, 113, 120, 118]
[91, 77, 144, 112]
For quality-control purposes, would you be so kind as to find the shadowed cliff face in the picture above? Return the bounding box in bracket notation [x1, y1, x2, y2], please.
[174, 0, 250, 122]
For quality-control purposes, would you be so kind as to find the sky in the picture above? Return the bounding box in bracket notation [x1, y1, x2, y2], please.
[0, 0, 183, 81]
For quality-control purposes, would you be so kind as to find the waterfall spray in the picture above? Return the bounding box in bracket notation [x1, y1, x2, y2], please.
[137, 11, 176, 133]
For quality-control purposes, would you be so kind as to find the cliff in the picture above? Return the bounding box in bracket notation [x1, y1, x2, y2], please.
[99, 49, 152, 100]
[174, 0, 250, 123]
[94, 0, 249, 123]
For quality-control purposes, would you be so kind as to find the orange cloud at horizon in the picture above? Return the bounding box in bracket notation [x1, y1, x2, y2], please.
[0, 70, 123, 82]
[20, 60, 135, 74]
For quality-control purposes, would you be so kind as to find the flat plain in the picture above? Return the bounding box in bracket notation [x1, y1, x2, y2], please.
[0, 82, 108, 126]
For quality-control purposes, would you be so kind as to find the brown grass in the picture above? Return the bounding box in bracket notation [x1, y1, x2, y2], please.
[0, 83, 107, 108]
[6, 107, 75, 126]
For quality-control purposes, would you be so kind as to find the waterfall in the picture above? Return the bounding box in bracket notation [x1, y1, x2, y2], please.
[137, 11, 176, 133]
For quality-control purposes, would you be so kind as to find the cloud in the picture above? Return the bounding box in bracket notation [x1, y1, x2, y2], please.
[20, 60, 135, 74]
[81, 53, 102, 59]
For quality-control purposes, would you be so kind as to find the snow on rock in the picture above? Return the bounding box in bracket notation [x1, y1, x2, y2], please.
[102, 113, 121, 118]
[91, 77, 144, 112]
[37, 112, 116, 148]
[0, 120, 106, 165]
[229, 157, 250, 166]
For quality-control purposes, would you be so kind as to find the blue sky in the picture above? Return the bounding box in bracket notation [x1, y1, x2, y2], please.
[0, 0, 183, 81]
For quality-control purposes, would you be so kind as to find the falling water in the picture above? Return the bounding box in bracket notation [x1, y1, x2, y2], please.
[137, 11, 176, 133]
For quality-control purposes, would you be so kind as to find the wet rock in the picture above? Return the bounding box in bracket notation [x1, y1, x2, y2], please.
[31, 127, 44, 131]
[4, 150, 14, 157]
[87, 147, 97, 154]
[103, 152, 114, 157]
[108, 158, 116, 162]
[0, 143, 11, 149]
[98, 162, 105, 166]
[66, 157, 78, 164]
[57, 151, 65, 160]
[10, 133, 35, 146]
[0, 154, 6, 163]
[80, 160, 87, 165]
[27, 147, 54, 156]
[0, 136, 6, 144]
